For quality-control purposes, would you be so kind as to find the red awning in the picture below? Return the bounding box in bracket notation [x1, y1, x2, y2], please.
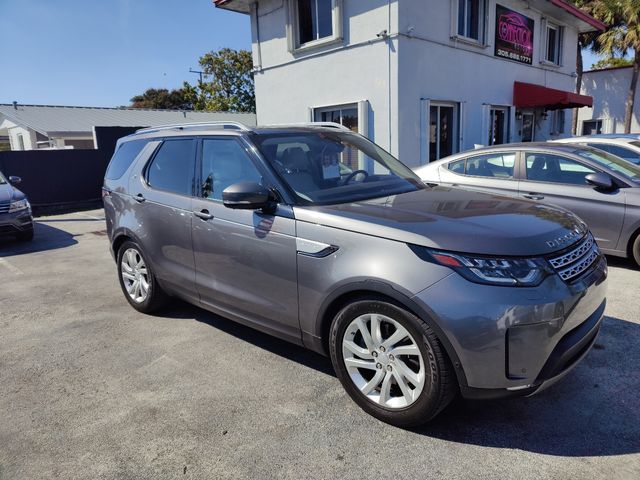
[513, 81, 593, 110]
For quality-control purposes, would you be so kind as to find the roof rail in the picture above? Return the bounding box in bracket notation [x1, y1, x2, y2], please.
[266, 122, 352, 132]
[135, 121, 252, 135]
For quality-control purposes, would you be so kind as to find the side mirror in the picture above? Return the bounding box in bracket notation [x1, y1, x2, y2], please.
[222, 182, 275, 211]
[585, 172, 613, 190]
[8, 176, 21, 185]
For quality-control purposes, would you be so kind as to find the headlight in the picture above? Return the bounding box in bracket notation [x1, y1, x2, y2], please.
[9, 199, 30, 213]
[410, 245, 552, 287]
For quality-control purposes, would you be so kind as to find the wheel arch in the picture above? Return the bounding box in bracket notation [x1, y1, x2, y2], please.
[309, 281, 469, 388]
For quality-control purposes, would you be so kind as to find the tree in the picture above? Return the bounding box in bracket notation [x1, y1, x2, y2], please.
[129, 88, 192, 110]
[591, 56, 634, 69]
[184, 48, 255, 113]
[595, 0, 640, 133]
[570, 1, 605, 135]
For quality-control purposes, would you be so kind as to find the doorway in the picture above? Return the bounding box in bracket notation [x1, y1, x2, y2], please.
[429, 103, 458, 161]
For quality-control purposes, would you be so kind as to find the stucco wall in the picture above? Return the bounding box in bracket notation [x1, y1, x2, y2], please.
[578, 67, 640, 134]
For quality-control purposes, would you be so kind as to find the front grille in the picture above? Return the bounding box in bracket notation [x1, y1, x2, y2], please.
[0, 202, 9, 214]
[548, 233, 600, 282]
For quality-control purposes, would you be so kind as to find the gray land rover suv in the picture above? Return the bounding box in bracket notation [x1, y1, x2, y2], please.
[103, 122, 607, 426]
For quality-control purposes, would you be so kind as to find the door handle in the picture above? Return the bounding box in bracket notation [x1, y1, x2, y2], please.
[194, 209, 213, 220]
[134, 194, 145, 203]
[524, 193, 545, 200]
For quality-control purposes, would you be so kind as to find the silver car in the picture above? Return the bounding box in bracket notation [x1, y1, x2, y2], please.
[415, 143, 640, 266]
[552, 135, 640, 165]
[103, 124, 607, 427]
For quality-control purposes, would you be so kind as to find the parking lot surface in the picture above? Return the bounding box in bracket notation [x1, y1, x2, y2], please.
[0, 209, 639, 480]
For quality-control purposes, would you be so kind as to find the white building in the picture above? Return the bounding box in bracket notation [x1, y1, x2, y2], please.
[578, 65, 640, 135]
[0, 103, 256, 151]
[215, 0, 603, 165]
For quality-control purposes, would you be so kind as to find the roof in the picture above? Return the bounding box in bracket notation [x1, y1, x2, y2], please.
[0, 104, 256, 136]
[215, 0, 606, 30]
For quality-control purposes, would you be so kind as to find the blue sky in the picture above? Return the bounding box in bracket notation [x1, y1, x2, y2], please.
[0, 0, 251, 107]
[0, 1, 605, 108]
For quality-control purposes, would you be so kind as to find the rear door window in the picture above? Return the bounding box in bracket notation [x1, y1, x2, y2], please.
[105, 139, 148, 180]
[464, 153, 515, 178]
[146, 139, 196, 195]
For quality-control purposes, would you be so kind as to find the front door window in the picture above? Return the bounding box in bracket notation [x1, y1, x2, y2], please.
[430, 104, 458, 162]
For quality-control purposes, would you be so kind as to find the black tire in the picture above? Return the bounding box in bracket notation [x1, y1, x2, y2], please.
[329, 298, 457, 427]
[16, 229, 34, 242]
[116, 240, 167, 313]
[632, 234, 640, 268]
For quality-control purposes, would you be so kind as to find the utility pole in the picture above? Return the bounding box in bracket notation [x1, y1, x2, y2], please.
[189, 68, 204, 83]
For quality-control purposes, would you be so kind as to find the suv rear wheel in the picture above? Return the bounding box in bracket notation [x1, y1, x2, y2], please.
[117, 241, 167, 313]
[329, 298, 457, 427]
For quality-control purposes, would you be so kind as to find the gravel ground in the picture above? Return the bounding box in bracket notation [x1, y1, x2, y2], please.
[0, 209, 638, 480]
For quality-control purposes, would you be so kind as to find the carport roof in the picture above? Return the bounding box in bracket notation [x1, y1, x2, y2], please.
[0, 104, 256, 136]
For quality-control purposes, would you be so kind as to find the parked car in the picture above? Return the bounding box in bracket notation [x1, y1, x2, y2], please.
[103, 123, 607, 427]
[552, 135, 640, 165]
[414, 143, 640, 266]
[0, 170, 33, 242]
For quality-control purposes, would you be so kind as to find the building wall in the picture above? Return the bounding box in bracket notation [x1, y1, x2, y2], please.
[578, 67, 640, 134]
[251, 0, 399, 153]
[248, 0, 581, 165]
[397, 0, 577, 165]
[8, 125, 37, 151]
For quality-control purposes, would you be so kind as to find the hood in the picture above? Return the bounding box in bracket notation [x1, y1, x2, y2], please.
[293, 187, 588, 256]
[0, 182, 18, 204]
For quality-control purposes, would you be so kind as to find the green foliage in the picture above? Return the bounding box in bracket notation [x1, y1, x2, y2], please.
[591, 56, 634, 69]
[129, 88, 192, 110]
[184, 48, 255, 113]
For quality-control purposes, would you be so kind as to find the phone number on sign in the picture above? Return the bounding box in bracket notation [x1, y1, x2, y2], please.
[496, 48, 531, 64]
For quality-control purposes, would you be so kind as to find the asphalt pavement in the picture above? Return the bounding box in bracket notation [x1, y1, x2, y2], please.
[0, 209, 638, 479]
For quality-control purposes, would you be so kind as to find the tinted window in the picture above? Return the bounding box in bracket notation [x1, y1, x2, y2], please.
[588, 143, 640, 162]
[525, 153, 596, 185]
[465, 153, 515, 178]
[298, 0, 332, 45]
[146, 139, 196, 195]
[448, 159, 465, 173]
[201, 138, 262, 200]
[105, 139, 148, 180]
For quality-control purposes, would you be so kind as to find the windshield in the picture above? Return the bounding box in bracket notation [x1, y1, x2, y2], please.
[251, 131, 424, 205]
[0, 171, 6, 185]
[573, 148, 640, 183]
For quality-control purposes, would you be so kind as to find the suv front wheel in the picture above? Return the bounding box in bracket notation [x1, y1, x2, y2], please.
[117, 241, 167, 313]
[329, 298, 456, 427]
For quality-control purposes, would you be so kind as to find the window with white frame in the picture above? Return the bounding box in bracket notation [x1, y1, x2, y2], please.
[16, 133, 25, 150]
[551, 110, 565, 135]
[582, 119, 603, 135]
[456, 0, 486, 42]
[290, 0, 341, 49]
[545, 22, 563, 64]
[314, 103, 359, 170]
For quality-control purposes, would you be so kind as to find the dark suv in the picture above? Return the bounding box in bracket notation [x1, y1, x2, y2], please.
[0, 170, 33, 241]
[103, 122, 607, 426]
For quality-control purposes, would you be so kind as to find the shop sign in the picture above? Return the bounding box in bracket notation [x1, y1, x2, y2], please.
[494, 5, 534, 65]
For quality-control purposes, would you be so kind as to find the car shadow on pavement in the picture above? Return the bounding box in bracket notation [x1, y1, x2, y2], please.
[605, 255, 638, 271]
[161, 302, 336, 377]
[0, 222, 78, 257]
[415, 315, 640, 457]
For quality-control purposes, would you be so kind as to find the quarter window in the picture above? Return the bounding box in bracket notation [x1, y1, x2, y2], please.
[545, 23, 563, 64]
[146, 139, 196, 195]
[457, 0, 486, 42]
[448, 159, 465, 173]
[106, 139, 148, 180]
[297, 0, 333, 45]
[525, 154, 596, 185]
[200, 138, 262, 201]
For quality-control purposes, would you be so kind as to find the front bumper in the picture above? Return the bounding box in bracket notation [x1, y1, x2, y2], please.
[0, 210, 33, 237]
[411, 255, 607, 397]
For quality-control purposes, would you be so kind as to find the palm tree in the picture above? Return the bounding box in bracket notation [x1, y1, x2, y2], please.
[570, 1, 603, 135]
[595, 0, 640, 133]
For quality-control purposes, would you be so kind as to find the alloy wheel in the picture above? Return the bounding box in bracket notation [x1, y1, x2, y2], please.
[342, 313, 425, 409]
[120, 248, 149, 304]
